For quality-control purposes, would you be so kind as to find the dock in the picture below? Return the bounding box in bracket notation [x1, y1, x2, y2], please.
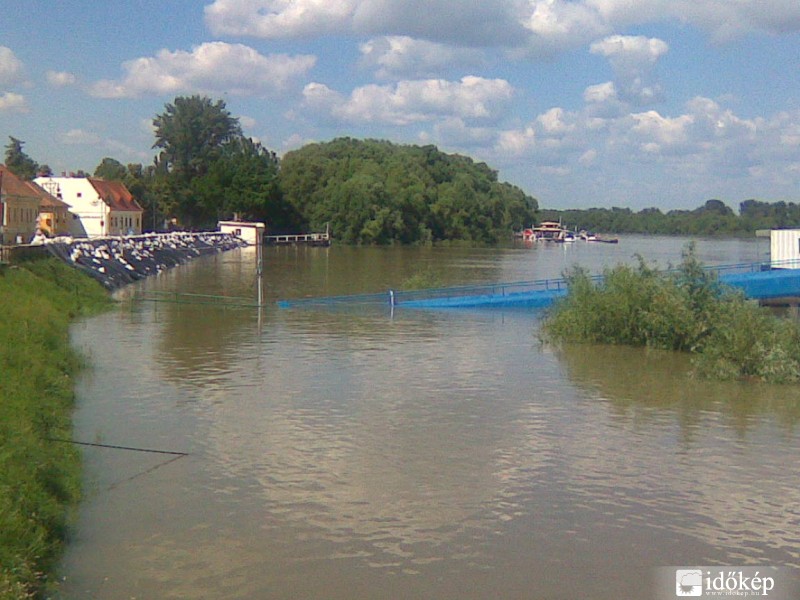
[265, 228, 330, 246]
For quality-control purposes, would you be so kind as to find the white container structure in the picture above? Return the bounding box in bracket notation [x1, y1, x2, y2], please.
[218, 221, 265, 245]
[770, 229, 800, 269]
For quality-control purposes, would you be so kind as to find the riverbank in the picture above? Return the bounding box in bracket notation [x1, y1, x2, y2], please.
[44, 231, 248, 289]
[0, 259, 111, 599]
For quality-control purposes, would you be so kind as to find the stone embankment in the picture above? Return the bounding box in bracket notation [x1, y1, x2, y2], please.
[44, 232, 247, 289]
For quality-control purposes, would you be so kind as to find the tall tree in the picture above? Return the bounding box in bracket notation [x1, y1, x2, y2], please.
[4, 136, 39, 180]
[186, 137, 297, 229]
[152, 95, 242, 181]
[94, 157, 127, 180]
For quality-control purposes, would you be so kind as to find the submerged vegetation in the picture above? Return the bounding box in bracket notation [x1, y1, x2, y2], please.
[0, 259, 111, 599]
[542, 246, 800, 383]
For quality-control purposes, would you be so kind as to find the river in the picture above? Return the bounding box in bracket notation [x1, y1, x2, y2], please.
[58, 236, 800, 599]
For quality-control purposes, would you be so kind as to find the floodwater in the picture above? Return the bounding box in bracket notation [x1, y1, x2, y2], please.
[59, 236, 800, 599]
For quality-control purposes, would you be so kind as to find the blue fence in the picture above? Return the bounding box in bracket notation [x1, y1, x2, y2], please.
[277, 260, 800, 310]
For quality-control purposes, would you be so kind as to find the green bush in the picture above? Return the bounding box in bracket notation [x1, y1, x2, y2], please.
[0, 259, 111, 599]
[542, 246, 800, 383]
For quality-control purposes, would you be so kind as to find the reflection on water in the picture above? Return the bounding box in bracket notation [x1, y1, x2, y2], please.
[556, 342, 800, 568]
[59, 237, 799, 600]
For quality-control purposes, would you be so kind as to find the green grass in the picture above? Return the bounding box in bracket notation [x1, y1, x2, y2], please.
[542, 245, 800, 383]
[0, 259, 111, 599]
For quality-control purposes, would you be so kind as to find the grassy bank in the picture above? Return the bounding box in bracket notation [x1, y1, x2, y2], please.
[0, 258, 111, 599]
[542, 247, 800, 383]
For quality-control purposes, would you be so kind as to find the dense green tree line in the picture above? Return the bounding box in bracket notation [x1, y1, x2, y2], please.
[6, 94, 800, 242]
[5, 96, 535, 243]
[280, 138, 537, 244]
[541, 198, 800, 236]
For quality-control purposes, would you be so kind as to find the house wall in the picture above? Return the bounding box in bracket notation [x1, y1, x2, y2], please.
[35, 177, 108, 237]
[39, 207, 70, 236]
[108, 211, 143, 236]
[1, 195, 41, 243]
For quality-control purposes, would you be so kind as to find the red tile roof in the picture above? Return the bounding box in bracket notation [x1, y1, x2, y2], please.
[89, 178, 143, 212]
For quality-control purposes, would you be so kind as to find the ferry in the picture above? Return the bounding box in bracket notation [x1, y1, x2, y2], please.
[517, 223, 618, 244]
[520, 221, 572, 242]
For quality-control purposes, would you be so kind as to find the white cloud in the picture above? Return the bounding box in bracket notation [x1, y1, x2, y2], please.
[90, 42, 316, 99]
[539, 165, 571, 175]
[579, 148, 597, 165]
[583, 81, 616, 103]
[304, 76, 514, 125]
[46, 71, 77, 87]
[630, 110, 693, 148]
[202, 0, 800, 67]
[589, 0, 800, 40]
[519, 0, 609, 55]
[0, 46, 24, 85]
[590, 35, 667, 105]
[433, 117, 495, 147]
[359, 36, 484, 79]
[537, 107, 575, 135]
[239, 115, 257, 129]
[496, 126, 536, 155]
[589, 34, 668, 67]
[281, 133, 315, 153]
[60, 129, 102, 145]
[205, 0, 356, 39]
[205, 0, 525, 45]
[0, 92, 27, 113]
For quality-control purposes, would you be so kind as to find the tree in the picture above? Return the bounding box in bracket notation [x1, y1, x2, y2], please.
[152, 95, 242, 181]
[280, 138, 538, 244]
[94, 157, 127, 180]
[186, 137, 293, 229]
[4, 136, 39, 180]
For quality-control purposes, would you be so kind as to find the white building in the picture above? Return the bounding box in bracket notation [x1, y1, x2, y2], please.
[218, 221, 265, 245]
[34, 176, 144, 238]
[770, 229, 800, 269]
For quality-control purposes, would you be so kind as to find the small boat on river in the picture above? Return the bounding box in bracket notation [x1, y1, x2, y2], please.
[578, 230, 619, 243]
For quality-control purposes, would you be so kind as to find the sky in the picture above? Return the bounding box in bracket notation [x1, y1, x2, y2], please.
[1, 0, 799, 211]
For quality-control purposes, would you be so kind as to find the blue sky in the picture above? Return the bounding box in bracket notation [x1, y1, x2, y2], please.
[1, 0, 799, 210]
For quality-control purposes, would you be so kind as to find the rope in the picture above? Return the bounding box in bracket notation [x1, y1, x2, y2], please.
[46, 437, 188, 456]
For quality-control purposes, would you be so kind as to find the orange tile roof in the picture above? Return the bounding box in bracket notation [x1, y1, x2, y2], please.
[0, 164, 41, 200]
[88, 178, 143, 212]
[0, 165, 71, 210]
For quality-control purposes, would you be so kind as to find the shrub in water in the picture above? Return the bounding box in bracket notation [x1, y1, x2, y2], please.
[542, 245, 800, 383]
